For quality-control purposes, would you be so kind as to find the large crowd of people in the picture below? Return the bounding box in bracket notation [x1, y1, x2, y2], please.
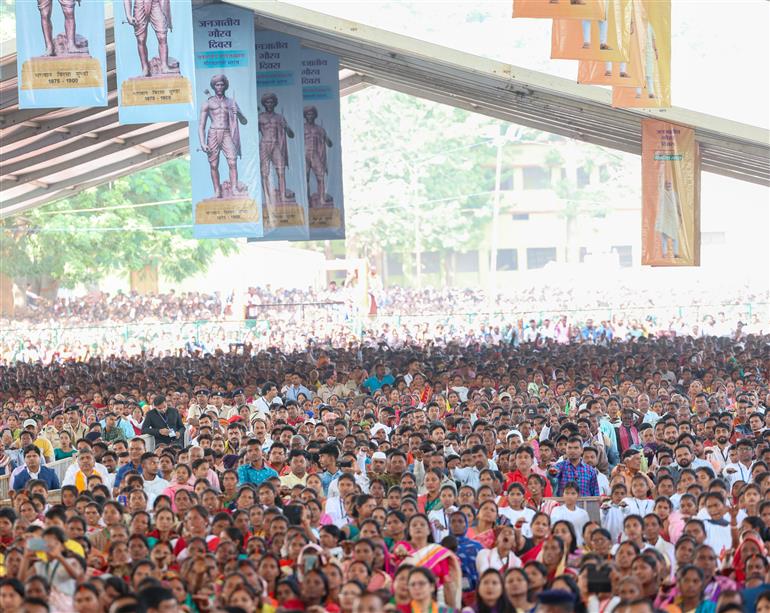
[2, 283, 767, 363]
[0, 315, 769, 613]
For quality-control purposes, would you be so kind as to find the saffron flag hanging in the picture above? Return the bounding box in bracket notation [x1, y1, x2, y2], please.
[612, 0, 671, 108]
[551, 0, 633, 62]
[641, 119, 700, 267]
[513, 0, 604, 19]
[577, 0, 643, 88]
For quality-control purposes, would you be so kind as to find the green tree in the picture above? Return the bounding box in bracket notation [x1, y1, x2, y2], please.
[341, 89, 521, 281]
[340, 88, 564, 284]
[0, 158, 237, 296]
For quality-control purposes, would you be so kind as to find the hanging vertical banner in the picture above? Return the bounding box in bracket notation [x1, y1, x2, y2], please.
[612, 0, 671, 108]
[551, 0, 632, 62]
[114, 0, 196, 124]
[578, 0, 643, 87]
[16, 0, 107, 108]
[190, 4, 262, 239]
[301, 49, 345, 240]
[641, 120, 700, 267]
[512, 0, 604, 20]
[254, 30, 310, 241]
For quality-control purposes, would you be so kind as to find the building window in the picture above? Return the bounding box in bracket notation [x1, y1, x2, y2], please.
[496, 249, 518, 271]
[577, 166, 591, 187]
[421, 251, 441, 274]
[526, 247, 557, 269]
[611, 245, 633, 268]
[386, 253, 403, 276]
[511, 213, 530, 221]
[522, 166, 551, 190]
[455, 251, 479, 273]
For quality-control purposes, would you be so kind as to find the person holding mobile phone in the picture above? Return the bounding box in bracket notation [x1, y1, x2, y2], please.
[20, 527, 83, 610]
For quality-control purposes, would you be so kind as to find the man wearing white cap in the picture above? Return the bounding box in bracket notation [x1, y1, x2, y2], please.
[23, 418, 55, 464]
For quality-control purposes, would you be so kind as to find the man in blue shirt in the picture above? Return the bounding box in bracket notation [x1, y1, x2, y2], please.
[110, 398, 137, 440]
[553, 436, 600, 496]
[284, 372, 314, 402]
[12, 445, 60, 491]
[113, 436, 146, 492]
[318, 443, 343, 496]
[363, 363, 395, 393]
[238, 438, 278, 486]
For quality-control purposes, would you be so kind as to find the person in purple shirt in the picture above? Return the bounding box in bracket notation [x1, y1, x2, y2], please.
[552, 436, 600, 497]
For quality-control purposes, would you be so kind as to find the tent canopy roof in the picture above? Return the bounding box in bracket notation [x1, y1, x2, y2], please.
[1, 0, 767, 218]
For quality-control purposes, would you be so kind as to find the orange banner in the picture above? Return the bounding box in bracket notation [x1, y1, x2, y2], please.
[513, 0, 604, 20]
[551, 0, 632, 62]
[577, 0, 643, 87]
[612, 0, 671, 108]
[641, 120, 700, 267]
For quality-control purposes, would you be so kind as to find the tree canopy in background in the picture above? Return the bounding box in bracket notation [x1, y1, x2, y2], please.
[341, 89, 504, 258]
[2, 85, 630, 295]
[0, 160, 236, 293]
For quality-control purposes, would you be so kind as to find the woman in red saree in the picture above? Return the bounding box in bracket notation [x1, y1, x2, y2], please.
[516, 512, 551, 564]
[731, 532, 766, 585]
[467, 500, 499, 550]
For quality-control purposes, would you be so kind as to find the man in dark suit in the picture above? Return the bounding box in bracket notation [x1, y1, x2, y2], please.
[142, 395, 185, 447]
[12, 445, 60, 491]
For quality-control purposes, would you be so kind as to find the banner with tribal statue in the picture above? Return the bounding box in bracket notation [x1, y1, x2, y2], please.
[16, 0, 107, 108]
[301, 49, 345, 240]
[252, 30, 310, 241]
[114, 0, 196, 123]
[190, 4, 263, 239]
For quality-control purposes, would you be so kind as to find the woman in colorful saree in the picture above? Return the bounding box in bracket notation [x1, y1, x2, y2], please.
[392, 513, 462, 609]
[515, 512, 551, 564]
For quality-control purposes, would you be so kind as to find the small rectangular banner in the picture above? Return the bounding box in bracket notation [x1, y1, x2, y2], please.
[641, 119, 700, 267]
[254, 30, 310, 241]
[612, 0, 671, 108]
[577, 0, 643, 88]
[551, 0, 632, 62]
[301, 49, 345, 240]
[513, 0, 604, 20]
[16, 0, 107, 108]
[190, 4, 263, 239]
[114, 0, 197, 124]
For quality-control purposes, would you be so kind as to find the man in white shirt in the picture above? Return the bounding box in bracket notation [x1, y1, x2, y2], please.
[582, 447, 610, 495]
[702, 493, 733, 557]
[452, 445, 498, 490]
[252, 381, 279, 420]
[62, 450, 111, 492]
[62, 451, 110, 489]
[643, 514, 675, 569]
[722, 439, 755, 487]
[704, 423, 732, 473]
[140, 452, 169, 509]
[325, 472, 357, 528]
[521, 320, 538, 344]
